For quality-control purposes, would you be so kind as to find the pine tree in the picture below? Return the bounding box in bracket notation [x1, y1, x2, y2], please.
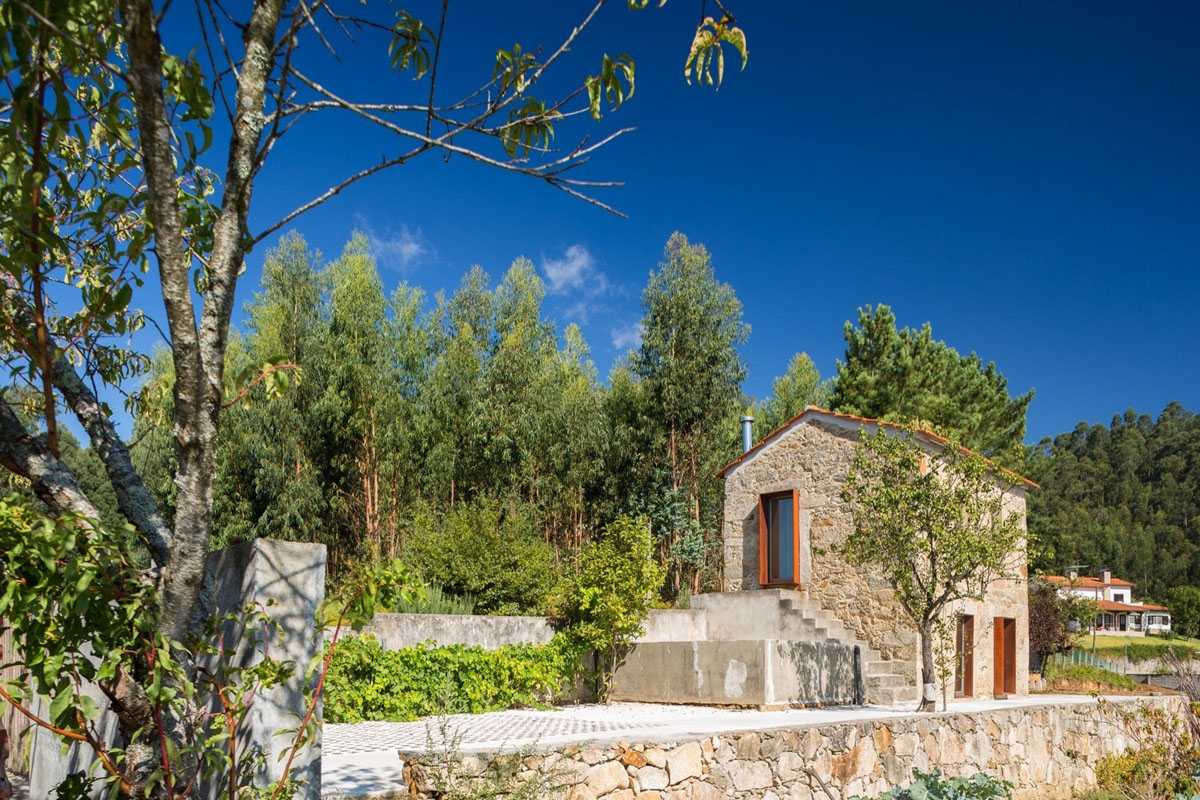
[831, 304, 1033, 464]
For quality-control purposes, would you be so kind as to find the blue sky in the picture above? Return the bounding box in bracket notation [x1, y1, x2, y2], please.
[153, 1, 1199, 443]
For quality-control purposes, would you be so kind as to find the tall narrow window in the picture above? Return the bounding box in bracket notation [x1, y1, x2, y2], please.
[758, 489, 799, 586]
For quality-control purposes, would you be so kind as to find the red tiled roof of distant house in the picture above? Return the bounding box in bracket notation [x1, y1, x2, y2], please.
[1096, 599, 1170, 612]
[1043, 575, 1136, 589]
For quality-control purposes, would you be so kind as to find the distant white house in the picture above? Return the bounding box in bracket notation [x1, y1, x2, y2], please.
[1044, 568, 1171, 636]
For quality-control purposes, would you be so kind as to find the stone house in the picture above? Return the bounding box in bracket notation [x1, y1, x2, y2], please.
[716, 407, 1034, 703]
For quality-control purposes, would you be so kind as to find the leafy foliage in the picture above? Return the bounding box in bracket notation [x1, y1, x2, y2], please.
[1167, 587, 1200, 640]
[1094, 696, 1200, 799]
[391, 584, 478, 616]
[563, 515, 665, 698]
[0, 492, 416, 797]
[751, 351, 833, 434]
[634, 232, 749, 596]
[406, 501, 562, 615]
[1027, 403, 1200, 599]
[684, 15, 749, 87]
[1029, 579, 1097, 658]
[831, 305, 1033, 465]
[322, 634, 577, 724]
[854, 768, 1012, 800]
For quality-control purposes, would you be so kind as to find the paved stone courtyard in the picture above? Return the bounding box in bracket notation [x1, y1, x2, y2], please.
[320, 695, 1115, 798]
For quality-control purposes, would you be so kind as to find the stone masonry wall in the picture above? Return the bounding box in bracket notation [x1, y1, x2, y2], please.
[401, 696, 1182, 800]
[722, 417, 1029, 696]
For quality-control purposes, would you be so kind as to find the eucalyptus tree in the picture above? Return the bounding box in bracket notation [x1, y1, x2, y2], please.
[635, 232, 749, 593]
[753, 351, 833, 434]
[0, 0, 748, 793]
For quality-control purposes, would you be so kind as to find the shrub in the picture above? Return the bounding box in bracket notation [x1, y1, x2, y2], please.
[392, 583, 477, 615]
[562, 515, 664, 698]
[855, 768, 1012, 799]
[405, 500, 560, 615]
[323, 634, 578, 723]
[1094, 697, 1200, 799]
[1029, 579, 1096, 658]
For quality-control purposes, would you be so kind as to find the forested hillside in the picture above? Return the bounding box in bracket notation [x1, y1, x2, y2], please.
[1026, 403, 1200, 599]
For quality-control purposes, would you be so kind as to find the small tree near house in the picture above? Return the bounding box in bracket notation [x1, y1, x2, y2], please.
[1028, 579, 1097, 666]
[841, 427, 1026, 712]
[565, 516, 665, 701]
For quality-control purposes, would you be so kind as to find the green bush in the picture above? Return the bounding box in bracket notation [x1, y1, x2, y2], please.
[392, 583, 477, 615]
[563, 515, 664, 698]
[1043, 661, 1136, 689]
[405, 500, 561, 615]
[323, 633, 581, 723]
[856, 768, 1011, 800]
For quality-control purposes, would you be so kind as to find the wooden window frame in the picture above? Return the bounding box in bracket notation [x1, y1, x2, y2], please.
[758, 489, 801, 587]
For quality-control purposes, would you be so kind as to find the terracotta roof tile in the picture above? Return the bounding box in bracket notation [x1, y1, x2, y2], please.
[1044, 575, 1136, 588]
[716, 406, 1039, 488]
[1096, 599, 1170, 613]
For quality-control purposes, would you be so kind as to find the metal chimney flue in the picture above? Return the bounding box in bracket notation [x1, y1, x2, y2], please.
[740, 416, 755, 453]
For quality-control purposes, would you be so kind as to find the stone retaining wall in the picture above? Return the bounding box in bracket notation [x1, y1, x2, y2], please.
[402, 696, 1183, 799]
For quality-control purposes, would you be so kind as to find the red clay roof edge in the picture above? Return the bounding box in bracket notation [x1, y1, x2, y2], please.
[716, 405, 1040, 489]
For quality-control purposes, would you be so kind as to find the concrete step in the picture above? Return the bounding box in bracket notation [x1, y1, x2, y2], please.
[865, 673, 909, 689]
[867, 685, 921, 707]
[864, 660, 901, 677]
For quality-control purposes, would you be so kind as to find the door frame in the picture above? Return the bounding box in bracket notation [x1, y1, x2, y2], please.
[992, 616, 1017, 697]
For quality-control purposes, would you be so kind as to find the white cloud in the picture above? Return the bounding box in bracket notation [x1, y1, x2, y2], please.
[610, 322, 644, 351]
[541, 244, 608, 295]
[357, 216, 432, 271]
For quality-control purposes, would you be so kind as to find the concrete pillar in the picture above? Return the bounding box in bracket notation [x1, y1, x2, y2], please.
[28, 539, 326, 799]
[202, 539, 326, 799]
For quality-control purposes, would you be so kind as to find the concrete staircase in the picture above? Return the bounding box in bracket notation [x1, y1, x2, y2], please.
[777, 593, 919, 707]
[650, 589, 918, 707]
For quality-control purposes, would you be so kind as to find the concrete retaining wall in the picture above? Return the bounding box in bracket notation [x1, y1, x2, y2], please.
[402, 695, 1184, 800]
[610, 640, 861, 707]
[28, 539, 326, 800]
[359, 613, 559, 650]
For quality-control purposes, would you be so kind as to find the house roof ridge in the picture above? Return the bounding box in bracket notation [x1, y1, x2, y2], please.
[716, 405, 1040, 489]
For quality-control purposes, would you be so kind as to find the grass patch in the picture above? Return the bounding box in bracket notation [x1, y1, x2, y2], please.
[1043, 660, 1136, 690]
[1072, 633, 1200, 664]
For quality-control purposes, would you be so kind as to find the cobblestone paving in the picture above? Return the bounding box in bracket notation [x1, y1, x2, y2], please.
[323, 703, 741, 756]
